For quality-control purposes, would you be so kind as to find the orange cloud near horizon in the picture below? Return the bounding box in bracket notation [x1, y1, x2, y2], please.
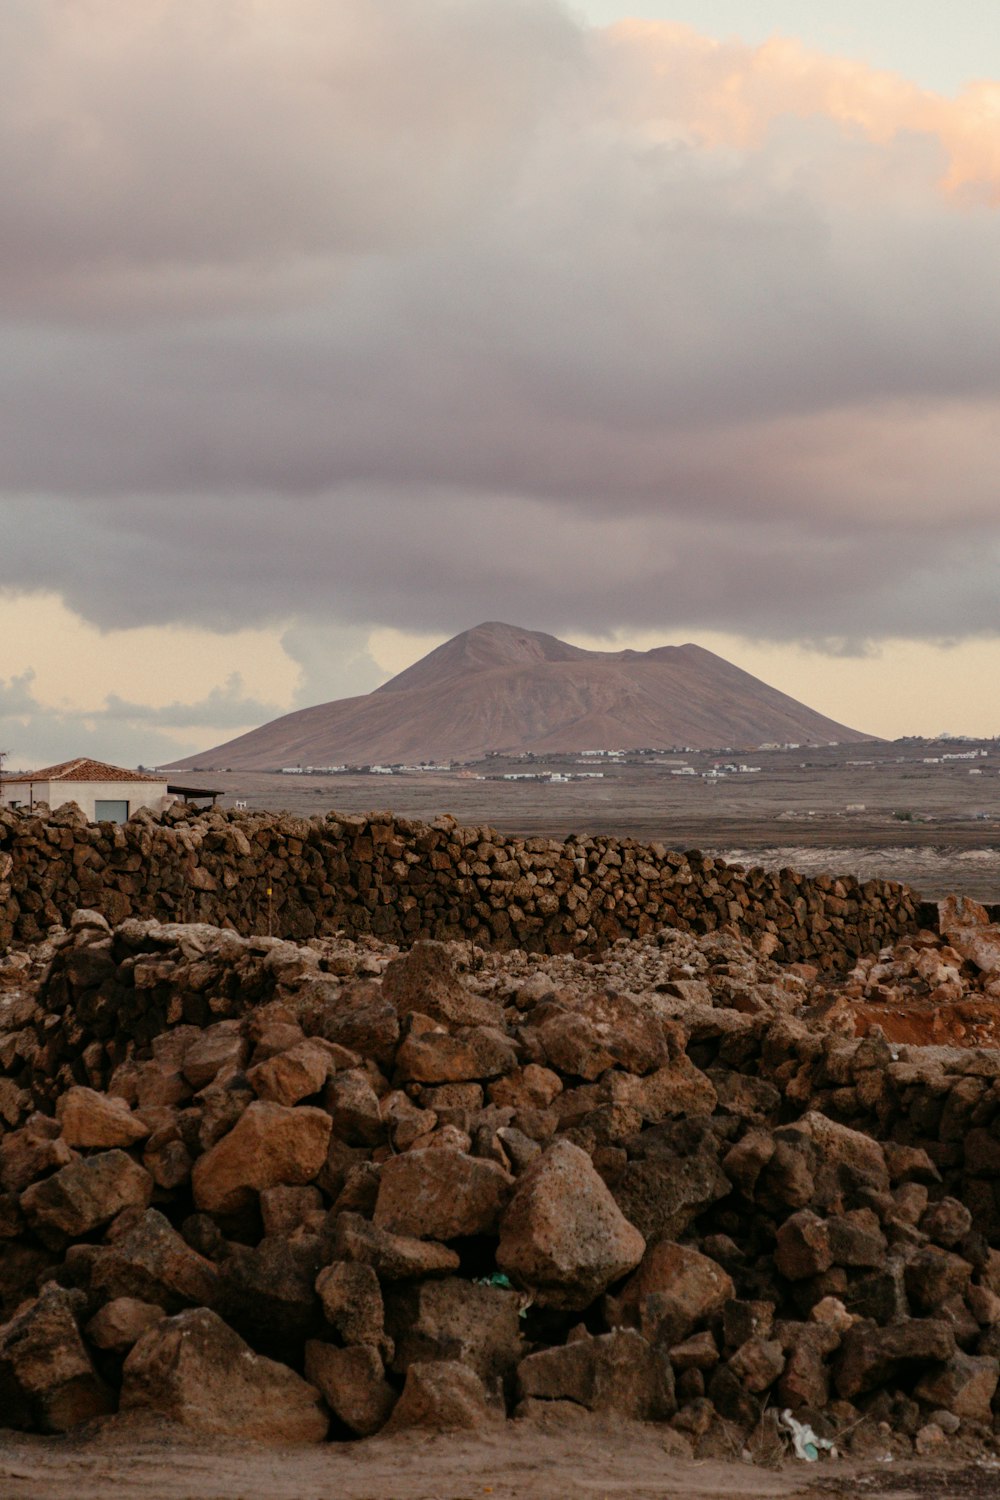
[604, 20, 1000, 201]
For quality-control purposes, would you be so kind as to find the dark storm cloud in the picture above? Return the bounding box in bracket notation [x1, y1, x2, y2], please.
[1, 0, 999, 650]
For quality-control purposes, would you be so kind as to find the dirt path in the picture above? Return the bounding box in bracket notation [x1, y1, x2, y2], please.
[3, 1420, 999, 1500]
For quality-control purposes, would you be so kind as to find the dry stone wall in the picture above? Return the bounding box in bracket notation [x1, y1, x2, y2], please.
[0, 802, 924, 969]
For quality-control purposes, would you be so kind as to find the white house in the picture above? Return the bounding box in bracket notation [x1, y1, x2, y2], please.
[0, 758, 171, 824]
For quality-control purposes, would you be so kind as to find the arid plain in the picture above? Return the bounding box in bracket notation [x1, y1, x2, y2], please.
[178, 738, 1000, 902]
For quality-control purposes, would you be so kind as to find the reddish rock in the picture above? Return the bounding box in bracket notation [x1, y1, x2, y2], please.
[304, 1341, 396, 1436]
[374, 1148, 512, 1241]
[774, 1211, 833, 1281]
[516, 1328, 674, 1418]
[914, 1352, 1000, 1423]
[192, 1101, 331, 1215]
[260, 1184, 325, 1239]
[315, 1261, 388, 1352]
[396, 1026, 517, 1084]
[497, 1139, 645, 1310]
[121, 1307, 328, 1442]
[611, 1151, 729, 1242]
[775, 1323, 839, 1410]
[84, 1297, 164, 1354]
[904, 1247, 973, 1312]
[385, 1359, 497, 1432]
[330, 1210, 461, 1279]
[0, 1286, 113, 1433]
[90, 1208, 220, 1311]
[181, 1023, 249, 1090]
[489, 1066, 563, 1111]
[728, 1337, 785, 1393]
[386, 1277, 525, 1385]
[246, 1040, 332, 1106]
[534, 1010, 616, 1080]
[610, 1240, 734, 1347]
[313, 989, 400, 1070]
[323, 1069, 386, 1146]
[0, 1115, 75, 1194]
[380, 1090, 437, 1150]
[938, 896, 1000, 976]
[381, 942, 503, 1029]
[56, 1087, 150, 1148]
[21, 1150, 153, 1242]
[612, 1058, 718, 1121]
[834, 1319, 956, 1399]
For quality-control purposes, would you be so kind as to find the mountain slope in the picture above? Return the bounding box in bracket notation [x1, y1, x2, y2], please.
[174, 622, 875, 768]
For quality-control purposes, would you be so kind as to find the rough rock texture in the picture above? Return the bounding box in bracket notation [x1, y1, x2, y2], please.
[6, 901, 1000, 1461]
[0, 801, 921, 965]
[192, 1102, 331, 1214]
[0, 1286, 112, 1433]
[120, 1307, 328, 1442]
[497, 1140, 645, 1309]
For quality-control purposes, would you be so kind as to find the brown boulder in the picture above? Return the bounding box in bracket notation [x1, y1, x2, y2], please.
[385, 1359, 497, 1432]
[938, 896, 1000, 976]
[181, 1023, 249, 1090]
[56, 1088, 150, 1149]
[374, 1149, 512, 1241]
[121, 1307, 328, 1442]
[914, 1352, 1000, 1423]
[381, 942, 503, 1029]
[0, 1115, 75, 1195]
[21, 1151, 153, 1243]
[386, 1277, 525, 1385]
[611, 1151, 730, 1242]
[497, 1139, 645, 1310]
[904, 1247, 973, 1312]
[246, 1040, 332, 1106]
[516, 1328, 674, 1418]
[304, 1341, 396, 1436]
[396, 1025, 517, 1084]
[84, 1297, 164, 1354]
[315, 1261, 389, 1353]
[774, 1211, 833, 1281]
[192, 1101, 331, 1215]
[610, 1240, 734, 1347]
[330, 1211, 461, 1279]
[90, 1208, 220, 1311]
[0, 1286, 113, 1433]
[323, 1069, 386, 1146]
[834, 1318, 956, 1399]
[728, 1336, 785, 1393]
[612, 1058, 718, 1121]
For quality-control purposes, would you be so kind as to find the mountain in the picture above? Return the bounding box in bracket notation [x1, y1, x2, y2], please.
[173, 622, 875, 769]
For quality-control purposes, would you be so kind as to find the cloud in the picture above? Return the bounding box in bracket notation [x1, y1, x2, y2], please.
[0, 669, 279, 769]
[0, 0, 999, 664]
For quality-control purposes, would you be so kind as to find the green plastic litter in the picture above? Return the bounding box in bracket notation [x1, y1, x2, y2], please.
[472, 1272, 531, 1316]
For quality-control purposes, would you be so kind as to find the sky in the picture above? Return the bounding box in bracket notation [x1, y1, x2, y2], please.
[2, 0, 1000, 768]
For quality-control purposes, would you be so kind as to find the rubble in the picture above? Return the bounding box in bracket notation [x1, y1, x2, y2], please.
[3, 898, 1000, 1462]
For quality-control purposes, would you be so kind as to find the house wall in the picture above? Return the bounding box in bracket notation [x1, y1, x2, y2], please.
[0, 780, 169, 821]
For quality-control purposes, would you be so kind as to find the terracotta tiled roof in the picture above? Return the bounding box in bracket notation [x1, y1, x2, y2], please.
[1, 758, 165, 785]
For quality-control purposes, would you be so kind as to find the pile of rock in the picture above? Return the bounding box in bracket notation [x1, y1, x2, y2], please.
[817, 895, 1000, 1048]
[2, 911, 1000, 1461]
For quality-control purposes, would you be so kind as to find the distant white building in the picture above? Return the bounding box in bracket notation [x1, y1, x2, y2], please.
[0, 758, 171, 824]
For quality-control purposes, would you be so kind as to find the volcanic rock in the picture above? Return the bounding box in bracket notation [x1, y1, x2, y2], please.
[121, 1307, 328, 1442]
[497, 1139, 645, 1309]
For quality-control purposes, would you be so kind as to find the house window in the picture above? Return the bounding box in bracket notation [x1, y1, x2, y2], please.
[94, 800, 129, 823]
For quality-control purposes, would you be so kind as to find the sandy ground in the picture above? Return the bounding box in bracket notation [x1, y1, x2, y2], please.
[3, 1419, 1000, 1500]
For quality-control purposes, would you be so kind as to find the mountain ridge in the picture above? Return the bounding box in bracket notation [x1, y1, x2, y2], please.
[172, 622, 876, 769]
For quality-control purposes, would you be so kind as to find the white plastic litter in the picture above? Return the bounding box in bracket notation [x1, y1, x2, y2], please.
[779, 1410, 838, 1461]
